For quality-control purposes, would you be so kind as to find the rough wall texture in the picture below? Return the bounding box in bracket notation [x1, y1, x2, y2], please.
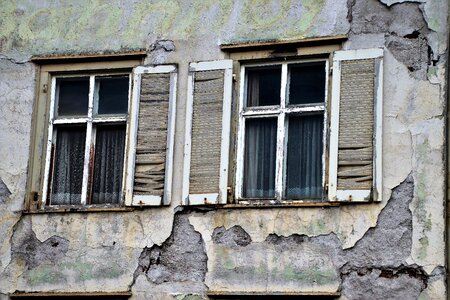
[0, 0, 448, 299]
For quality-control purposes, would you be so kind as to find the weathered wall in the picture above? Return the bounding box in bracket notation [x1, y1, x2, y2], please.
[0, 0, 448, 299]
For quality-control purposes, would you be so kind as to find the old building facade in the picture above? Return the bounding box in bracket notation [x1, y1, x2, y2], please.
[0, 0, 449, 299]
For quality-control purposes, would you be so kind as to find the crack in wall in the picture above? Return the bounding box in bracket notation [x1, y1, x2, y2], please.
[207, 175, 443, 298]
[132, 210, 208, 288]
[9, 217, 69, 270]
[348, 0, 436, 79]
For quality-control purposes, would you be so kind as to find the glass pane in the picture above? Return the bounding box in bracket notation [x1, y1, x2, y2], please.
[243, 118, 277, 198]
[91, 124, 126, 204]
[285, 114, 323, 199]
[246, 66, 281, 107]
[56, 77, 89, 116]
[51, 126, 86, 204]
[288, 62, 326, 105]
[97, 76, 129, 115]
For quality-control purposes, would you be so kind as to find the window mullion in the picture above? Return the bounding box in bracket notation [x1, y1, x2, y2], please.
[275, 63, 288, 201]
[80, 75, 95, 205]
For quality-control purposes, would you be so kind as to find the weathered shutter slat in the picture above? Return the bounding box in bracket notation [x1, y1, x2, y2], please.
[328, 49, 383, 202]
[183, 60, 233, 205]
[125, 65, 177, 206]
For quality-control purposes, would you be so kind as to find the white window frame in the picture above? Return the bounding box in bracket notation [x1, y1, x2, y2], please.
[235, 58, 329, 202]
[41, 72, 132, 206]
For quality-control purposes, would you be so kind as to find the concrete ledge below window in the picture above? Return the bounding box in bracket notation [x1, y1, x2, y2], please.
[23, 206, 135, 214]
[208, 291, 340, 298]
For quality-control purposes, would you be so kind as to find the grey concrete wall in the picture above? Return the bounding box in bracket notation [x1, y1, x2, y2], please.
[0, 0, 448, 299]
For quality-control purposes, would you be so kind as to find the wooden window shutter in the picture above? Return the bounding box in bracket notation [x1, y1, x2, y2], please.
[124, 65, 177, 206]
[328, 49, 383, 202]
[183, 60, 233, 205]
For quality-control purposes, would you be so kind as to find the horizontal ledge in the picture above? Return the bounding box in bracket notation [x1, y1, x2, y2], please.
[220, 35, 348, 52]
[218, 202, 340, 209]
[24, 206, 135, 214]
[10, 292, 132, 297]
[31, 51, 146, 64]
[208, 291, 340, 297]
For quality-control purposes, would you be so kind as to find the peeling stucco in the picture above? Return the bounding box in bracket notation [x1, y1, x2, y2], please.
[0, 0, 448, 299]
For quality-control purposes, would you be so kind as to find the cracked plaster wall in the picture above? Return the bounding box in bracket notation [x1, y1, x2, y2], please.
[0, 0, 448, 299]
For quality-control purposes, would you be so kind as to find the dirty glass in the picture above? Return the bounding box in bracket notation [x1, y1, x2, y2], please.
[288, 61, 326, 105]
[56, 77, 89, 116]
[285, 114, 323, 199]
[51, 126, 86, 205]
[96, 76, 129, 115]
[243, 118, 277, 198]
[246, 66, 281, 107]
[91, 124, 126, 204]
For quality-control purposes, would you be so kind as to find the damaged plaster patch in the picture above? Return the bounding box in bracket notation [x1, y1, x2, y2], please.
[10, 218, 69, 270]
[348, 0, 432, 79]
[342, 175, 413, 268]
[379, 0, 426, 6]
[0, 178, 11, 202]
[212, 225, 252, 248]
[340, 267, 426, 299]
[202, 175, 437, 296]
[146, 39, 175, 65]
[134, 213, 207, 285]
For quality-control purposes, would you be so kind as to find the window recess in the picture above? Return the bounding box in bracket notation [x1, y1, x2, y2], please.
[236, 59, 329, 202]
[43, 74, 130, 206]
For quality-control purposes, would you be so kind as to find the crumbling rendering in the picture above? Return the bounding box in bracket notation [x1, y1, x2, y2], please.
[0, 0, 448, 299]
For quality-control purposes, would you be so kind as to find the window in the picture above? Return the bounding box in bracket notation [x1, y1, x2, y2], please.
[42, 74, 130, 205]
[27, 57, 177, 211]
[235, 60, 328, 202]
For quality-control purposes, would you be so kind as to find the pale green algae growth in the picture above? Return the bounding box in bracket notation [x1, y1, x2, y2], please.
[1, 0, 327, 57]
[26, 260, 124, 286]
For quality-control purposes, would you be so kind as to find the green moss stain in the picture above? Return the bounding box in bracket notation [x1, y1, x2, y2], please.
[26, 259, 124, 286]
[414, 140, 434, 260]
[280, 265, 337, 284]
[27, 265, 66, 286]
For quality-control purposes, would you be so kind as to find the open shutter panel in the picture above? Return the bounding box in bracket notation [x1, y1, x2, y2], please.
[125, 65, 177, 206]
[183, 60, 233, 205]
[328, 48, 383, 202]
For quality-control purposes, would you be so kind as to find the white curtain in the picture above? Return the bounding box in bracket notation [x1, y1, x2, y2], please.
[51, 126, 86, 205]
[92, 125, 126, 204]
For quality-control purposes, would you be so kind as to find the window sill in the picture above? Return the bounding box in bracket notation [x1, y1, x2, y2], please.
[220, 201, 340, 209]
[24, 205, 134, 214]
[208, 290, 340, 298]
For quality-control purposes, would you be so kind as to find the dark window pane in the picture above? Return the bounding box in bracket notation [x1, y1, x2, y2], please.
[246, 66, 281, 107]
[57, 77, 89, 116]
[97, 76, 129, 115]
[288, 62, 326, 105]
[51, 126, 86, 204]
[285, 114, 323, 199]
[91, 124, 126, 204]
[243, 118, 277, 198]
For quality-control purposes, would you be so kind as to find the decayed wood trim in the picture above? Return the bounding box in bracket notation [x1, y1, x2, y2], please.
[328, 48, 384, 202]
[80, 75, 96, 205]
[124, 65, 177, 207]
[23, 206, 135, 214]
[31, 51, 146, 64]
[183, 60, 233, 205]
[41, 77, 57, 207]
[220, 35, 348, 51]
[10, 291, 132, 297]
[207, 290, 340, 296]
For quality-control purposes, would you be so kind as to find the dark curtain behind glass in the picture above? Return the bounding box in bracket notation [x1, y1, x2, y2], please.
[91, 125, 126, 204]
[243, 118, 277, 198]
[51, 126, 86, 205]
[285, 114, 323, 199]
